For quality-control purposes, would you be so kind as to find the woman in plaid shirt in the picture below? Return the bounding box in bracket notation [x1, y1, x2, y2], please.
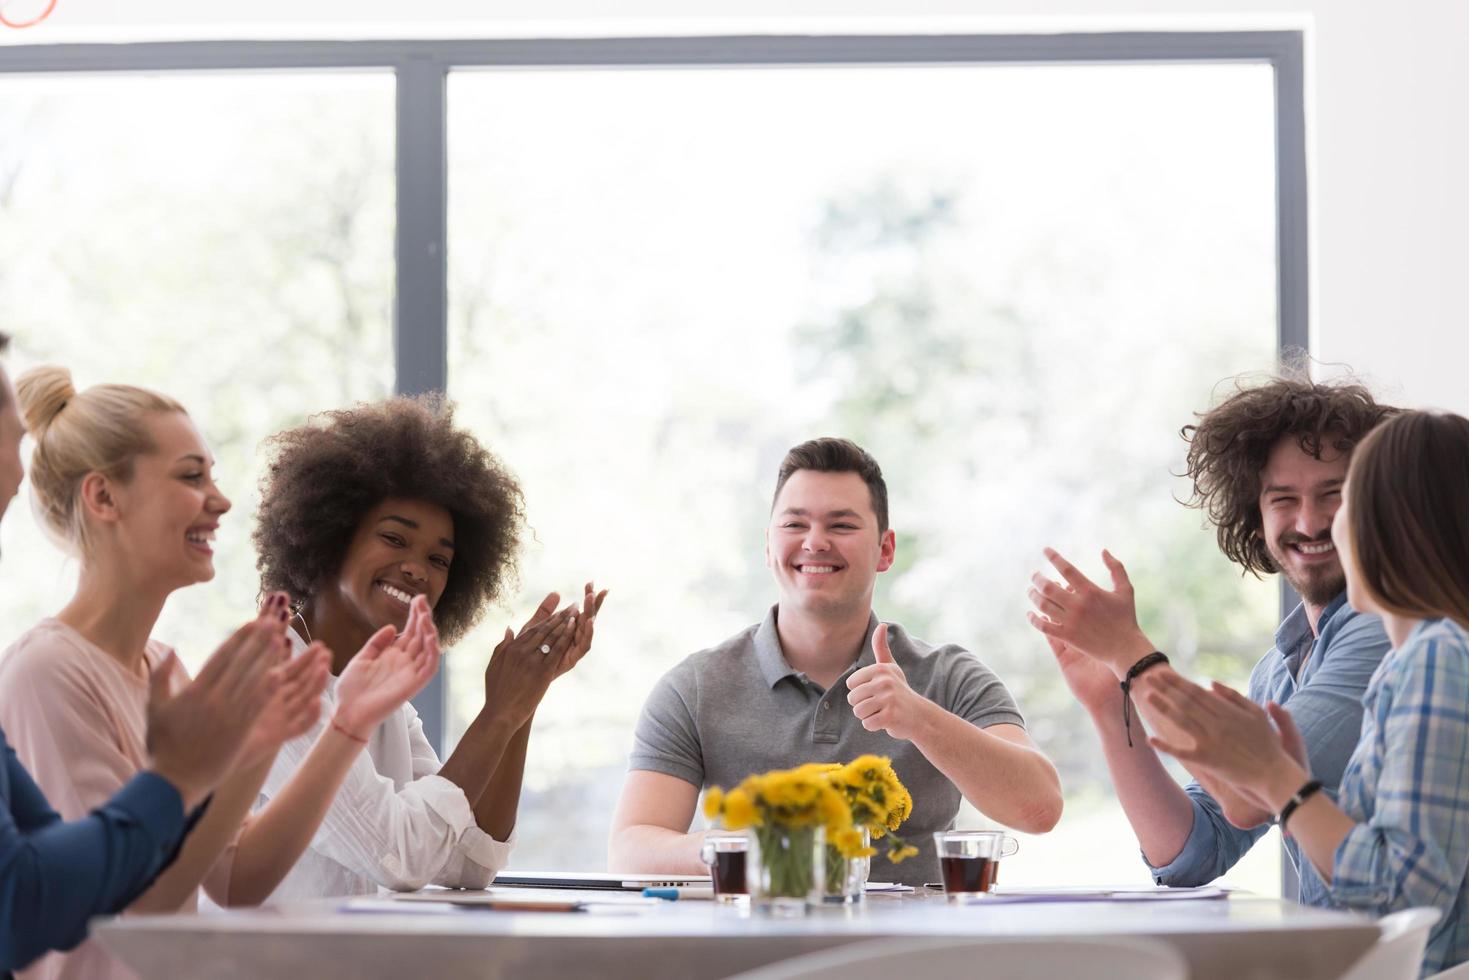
[1142, 409, 1469, 978]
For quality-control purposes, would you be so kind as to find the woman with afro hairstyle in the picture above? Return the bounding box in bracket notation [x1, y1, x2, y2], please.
[252, 395, 605, 898]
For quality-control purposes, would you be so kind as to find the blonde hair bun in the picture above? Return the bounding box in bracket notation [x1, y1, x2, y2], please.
[12, 368, 186, 557]
[16, 365, 77, 440]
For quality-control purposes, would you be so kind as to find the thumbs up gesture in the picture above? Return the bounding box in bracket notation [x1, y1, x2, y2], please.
[846, 624, 929, 741]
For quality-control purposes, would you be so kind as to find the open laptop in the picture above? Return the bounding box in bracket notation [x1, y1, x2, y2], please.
[494, 871, 711, 891]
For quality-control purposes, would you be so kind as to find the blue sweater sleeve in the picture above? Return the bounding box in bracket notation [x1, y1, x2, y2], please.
[0, 732, 188, 972]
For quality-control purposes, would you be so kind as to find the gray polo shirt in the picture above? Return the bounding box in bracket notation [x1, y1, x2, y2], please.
[628, 605, 1025, 886]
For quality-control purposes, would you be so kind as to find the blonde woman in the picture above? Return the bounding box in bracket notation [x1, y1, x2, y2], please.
[0, 368, 440, 980]
[0, 334, 279, 976]
[1142, 410, 1469, 977]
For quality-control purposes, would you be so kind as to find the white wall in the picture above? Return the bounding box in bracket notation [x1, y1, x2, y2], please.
[7, 0, 1466, 413]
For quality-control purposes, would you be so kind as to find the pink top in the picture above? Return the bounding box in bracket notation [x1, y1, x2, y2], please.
[0, 618, 231, 980]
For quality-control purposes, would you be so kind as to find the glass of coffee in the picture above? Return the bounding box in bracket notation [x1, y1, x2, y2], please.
[932, 830, 1019, 900]
[699, 830, 750, 902]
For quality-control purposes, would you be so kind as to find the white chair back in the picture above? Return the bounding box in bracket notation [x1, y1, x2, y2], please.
[1339, 907, 1443, 980]
[722, 936, 1188, 980]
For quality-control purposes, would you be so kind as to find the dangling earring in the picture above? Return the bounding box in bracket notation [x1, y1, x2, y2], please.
[293, 605, 313, 644]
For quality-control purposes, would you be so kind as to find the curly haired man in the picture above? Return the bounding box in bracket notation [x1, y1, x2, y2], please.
[1027, 373, 1395, 904]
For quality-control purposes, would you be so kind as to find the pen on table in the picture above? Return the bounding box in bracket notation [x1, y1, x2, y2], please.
[642, 886, 716, 901]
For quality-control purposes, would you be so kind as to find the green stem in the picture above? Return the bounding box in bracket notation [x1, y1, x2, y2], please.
[758, 825, 819, 899]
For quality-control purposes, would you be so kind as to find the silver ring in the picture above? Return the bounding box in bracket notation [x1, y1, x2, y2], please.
[540, 644, 552, 655]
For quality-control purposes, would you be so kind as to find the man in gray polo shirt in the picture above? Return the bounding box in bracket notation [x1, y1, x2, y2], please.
[608, 438, 1063, 886]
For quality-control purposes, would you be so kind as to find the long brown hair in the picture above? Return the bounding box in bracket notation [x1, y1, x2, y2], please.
[1346, 410, 1469, 630]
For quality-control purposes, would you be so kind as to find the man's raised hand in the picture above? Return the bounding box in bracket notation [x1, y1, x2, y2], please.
[1027, 548, 1156, 680]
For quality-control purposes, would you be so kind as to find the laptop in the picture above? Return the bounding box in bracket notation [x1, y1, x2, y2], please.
[494, 871, 712, 891]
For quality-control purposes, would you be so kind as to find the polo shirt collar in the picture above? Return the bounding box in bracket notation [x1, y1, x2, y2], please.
[754, 604, 882, 689]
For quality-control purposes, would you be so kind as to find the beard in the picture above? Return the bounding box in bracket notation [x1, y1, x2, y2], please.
[1267, 533, 1347, 607]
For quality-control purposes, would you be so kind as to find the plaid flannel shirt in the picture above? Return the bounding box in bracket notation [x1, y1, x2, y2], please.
[1332, 617, 1469, 977]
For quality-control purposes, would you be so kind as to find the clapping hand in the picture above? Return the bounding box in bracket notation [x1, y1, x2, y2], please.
[1027, 549, 1157, 679]
[146, 597, 292, 808]
[1041, 631, 1123, 713]
[1141, 670, 1308, 805]
[237, 593, 332, 771]
[332, 594, 443, 742]
[482, 589, 588, 729]
[552, 582, 608, 679]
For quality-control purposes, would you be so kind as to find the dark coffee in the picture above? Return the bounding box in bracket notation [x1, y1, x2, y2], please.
[713, 850, 748, 896]
[940, 855, 997, 894]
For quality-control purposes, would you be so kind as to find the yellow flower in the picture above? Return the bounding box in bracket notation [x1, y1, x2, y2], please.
[888, 843, 919, 864]
[721, 759, 911, 849]
[833, 828, 877, 859]
[703, 786, 725, 821]
[723, 788, 761, 829]
[842, 754, 889, 779]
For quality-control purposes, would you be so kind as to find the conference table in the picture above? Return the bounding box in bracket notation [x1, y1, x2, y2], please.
[95, 886, 1380, 980]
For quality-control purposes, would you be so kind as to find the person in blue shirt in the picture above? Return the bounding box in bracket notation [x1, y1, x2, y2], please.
[1027, 374, 1395, 905]
[0, 332, 278, 975]
[1142, 410, 1469, 977]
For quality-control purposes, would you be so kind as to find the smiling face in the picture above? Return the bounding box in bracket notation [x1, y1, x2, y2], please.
[100, 411, 231, 591]
[766, 469, 895, 621]
[324, 497, 454, 636]
[1258, 434, 1350, 608]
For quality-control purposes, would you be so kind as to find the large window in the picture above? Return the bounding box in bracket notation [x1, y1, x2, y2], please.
[446, 63, 1284, 891]
[0, 72, 394, 657]
[0, 35, 1304, 897]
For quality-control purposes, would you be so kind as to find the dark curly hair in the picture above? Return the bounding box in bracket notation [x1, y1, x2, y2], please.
[1182, 371, 1395, 577]
[253, 395, 524, 645]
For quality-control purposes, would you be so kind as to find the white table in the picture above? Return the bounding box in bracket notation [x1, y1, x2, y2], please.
[95, 890, 1379, 980]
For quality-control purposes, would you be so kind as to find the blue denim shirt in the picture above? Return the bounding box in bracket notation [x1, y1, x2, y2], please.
[0, 725, 195, 972]
[1147, 592, 1391, 905]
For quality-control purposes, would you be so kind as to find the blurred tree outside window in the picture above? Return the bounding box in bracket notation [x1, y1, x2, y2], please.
[0, 73, 394, 660]
[0, 60, 1288, 895]
[447, 64, 1285, 892]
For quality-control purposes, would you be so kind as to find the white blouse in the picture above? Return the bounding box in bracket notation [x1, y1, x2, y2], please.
[257, 629, 513, 899]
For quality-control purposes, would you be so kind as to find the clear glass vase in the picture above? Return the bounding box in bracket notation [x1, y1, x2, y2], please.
[747, 824, 825, 914]
[823, 826, 870, 904]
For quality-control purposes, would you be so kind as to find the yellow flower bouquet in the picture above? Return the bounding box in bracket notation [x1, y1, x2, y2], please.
[704, 766, 848, 909]
[808, 756, 919, 900]
[705, 755, 917, 909]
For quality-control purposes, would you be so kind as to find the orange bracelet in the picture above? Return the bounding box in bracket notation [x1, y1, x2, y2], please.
[331, 718, 368, 745]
